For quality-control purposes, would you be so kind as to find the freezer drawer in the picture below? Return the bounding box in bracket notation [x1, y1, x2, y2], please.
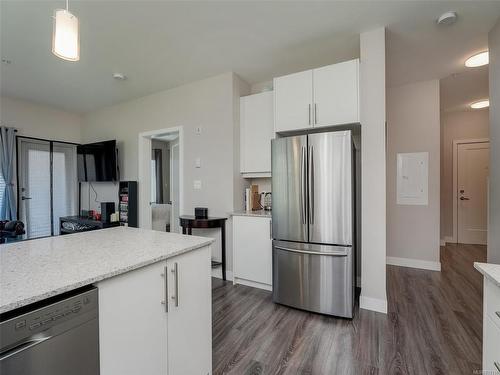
[272, 241, 354, 318]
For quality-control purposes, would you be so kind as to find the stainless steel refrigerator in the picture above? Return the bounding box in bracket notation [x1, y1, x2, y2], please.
[271, 130, 355, 318]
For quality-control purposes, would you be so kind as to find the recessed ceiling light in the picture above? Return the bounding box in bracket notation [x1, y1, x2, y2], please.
[112, 73, 127, 81]
[465, 51, 489, 67]
[437, 11, 458, 26]
[470, 100, 489, 109]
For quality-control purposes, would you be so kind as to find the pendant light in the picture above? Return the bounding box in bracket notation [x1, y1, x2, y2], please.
[52, 0, 80, 61]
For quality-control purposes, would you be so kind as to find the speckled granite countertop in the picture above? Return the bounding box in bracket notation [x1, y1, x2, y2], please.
[0, 227, 214, 314]
[474, 262, 500, 287]
[231, 210, 272, 218]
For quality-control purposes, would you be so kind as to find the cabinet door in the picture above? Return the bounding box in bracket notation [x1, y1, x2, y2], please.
[483, 315, 500, 373]
[274, 70, 313, 132]
[98, 261, 168, 375]
[233, 216, 272, 288]
[313, 59, 359, 127]
[167, 246, 212, 375]
[240, 91, 274, 174]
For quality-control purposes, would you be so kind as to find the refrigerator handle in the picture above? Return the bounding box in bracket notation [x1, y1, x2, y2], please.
[300, 146, 307, 225]
[308, 145, 314, 224]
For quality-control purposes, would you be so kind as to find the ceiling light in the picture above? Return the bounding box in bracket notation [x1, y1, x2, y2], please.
[437, 11, 458, 26]
[470, 100, 489, 109]
[465, 51, 489, 68]
[52, 0, 79, 62]
[112, 73, 127, 81]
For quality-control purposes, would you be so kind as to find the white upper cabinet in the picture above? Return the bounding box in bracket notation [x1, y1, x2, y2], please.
[274, 70, 313, 132]
[313, 59, 359, 127]
[273, 59, 359, 133]
[240, 91, 274, 176]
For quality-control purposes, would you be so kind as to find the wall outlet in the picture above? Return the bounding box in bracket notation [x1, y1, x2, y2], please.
[193, 180, 202, 190]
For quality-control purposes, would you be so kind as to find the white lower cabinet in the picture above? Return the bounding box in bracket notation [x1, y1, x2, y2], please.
[483, 278, 500, 373]
[98, 245, 212, 375]
[233, 215, 272, 290]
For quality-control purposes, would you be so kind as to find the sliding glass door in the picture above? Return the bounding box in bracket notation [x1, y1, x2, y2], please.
[18, 138, 78, 239]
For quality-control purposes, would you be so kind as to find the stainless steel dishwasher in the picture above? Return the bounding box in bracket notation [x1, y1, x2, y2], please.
[0, 287, 99, 375]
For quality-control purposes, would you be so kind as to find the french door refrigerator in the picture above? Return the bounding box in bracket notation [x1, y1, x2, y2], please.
[271, 130, 355, 318]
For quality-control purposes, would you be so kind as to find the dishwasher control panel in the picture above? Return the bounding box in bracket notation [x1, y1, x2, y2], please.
[1, 287, 98, 351]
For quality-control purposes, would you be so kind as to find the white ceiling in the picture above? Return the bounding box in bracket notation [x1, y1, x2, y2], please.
[1, 1, 499, 114]
[440, 65, 489, 112]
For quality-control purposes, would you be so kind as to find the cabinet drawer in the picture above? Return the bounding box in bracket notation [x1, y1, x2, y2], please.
[485, 279, 500, 326]
[484, 315, 500, 373]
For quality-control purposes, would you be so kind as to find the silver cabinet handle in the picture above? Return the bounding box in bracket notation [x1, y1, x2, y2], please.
[308, 104, 311, 125]
[495, 362, 500, 372]
[274, 245, 348, 257]
[161, 265, 168, 312]
[314, 103, 317, 124]
[171, 262, 179, 307]
[270, 220, 272, 239]
[308, 145, 314, 225]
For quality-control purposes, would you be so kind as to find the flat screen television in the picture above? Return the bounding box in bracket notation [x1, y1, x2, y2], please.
[77, 140, 117, 182]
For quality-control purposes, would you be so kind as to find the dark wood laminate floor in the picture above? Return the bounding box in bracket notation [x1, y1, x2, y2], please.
[212, 243, 486, 375]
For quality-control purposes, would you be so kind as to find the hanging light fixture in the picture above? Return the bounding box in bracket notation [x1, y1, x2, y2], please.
[52, 0, 80, 61]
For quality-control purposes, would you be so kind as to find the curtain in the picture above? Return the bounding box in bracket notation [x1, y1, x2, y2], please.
[0, 127, 17, 220]
[153, 149, 163, 204]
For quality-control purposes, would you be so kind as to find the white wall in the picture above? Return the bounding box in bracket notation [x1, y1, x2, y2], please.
[386, 80, 441, 269]
[360, 27, 387, 314]
[0, 96, 82, 143]
[440, 110, 489, 240]
[81, 72, 249, 273]
[489, 18, 500, 263]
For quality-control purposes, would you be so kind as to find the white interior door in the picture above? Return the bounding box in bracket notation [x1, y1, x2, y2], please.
[19, 139, 51, 239]
[457, 141, 489, 245]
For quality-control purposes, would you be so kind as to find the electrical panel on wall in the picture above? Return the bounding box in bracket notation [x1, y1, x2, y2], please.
[397, 152, 429, 206]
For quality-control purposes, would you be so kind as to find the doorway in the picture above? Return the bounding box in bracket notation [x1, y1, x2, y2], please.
[138, 127, 183, 231]
[453, 139, 490, 245]
[17, 137, 78, 239]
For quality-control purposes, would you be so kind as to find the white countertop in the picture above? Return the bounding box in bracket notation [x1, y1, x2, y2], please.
[0, 227, 214, 314]
[231, 210, 272, 218]
[474, 262, 500, 287]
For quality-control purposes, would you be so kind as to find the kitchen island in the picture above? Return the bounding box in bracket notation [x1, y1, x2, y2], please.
[0, 227, 214, 375]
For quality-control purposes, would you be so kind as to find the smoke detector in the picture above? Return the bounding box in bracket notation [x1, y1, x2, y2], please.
[437, 11, 458, 26]
[112, 72, 127, 81]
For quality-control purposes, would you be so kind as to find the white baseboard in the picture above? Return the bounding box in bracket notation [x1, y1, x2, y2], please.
[211, 269, 233, 281]
[360, 295, 387, 314]
[233, 277, 272, 291]
[387, 256, 441, 271]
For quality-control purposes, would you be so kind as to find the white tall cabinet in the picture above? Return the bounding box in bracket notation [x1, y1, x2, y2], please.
[240, 91, 274, 177]
[233, 215, 272, 291]
[98, 246, 212, 375]
[274, 59, 359, 132]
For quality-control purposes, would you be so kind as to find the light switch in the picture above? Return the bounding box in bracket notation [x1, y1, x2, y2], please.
[195, 158, 201, 168]
[193, 180, 202, 190]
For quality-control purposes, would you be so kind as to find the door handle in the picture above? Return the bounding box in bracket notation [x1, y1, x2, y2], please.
[300, 146, 307, 225]
[308, 145, 314, 224]
[460, 196, 470, 201]
[21, 196, 32, 200]
[0, 335, 52, 361]
[171, 262, 179, 307]
[314, 104, 318, 124]
[274, 245, 348, 257]
[308, 104, 311, 125]
[270, 220, 272, 239]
